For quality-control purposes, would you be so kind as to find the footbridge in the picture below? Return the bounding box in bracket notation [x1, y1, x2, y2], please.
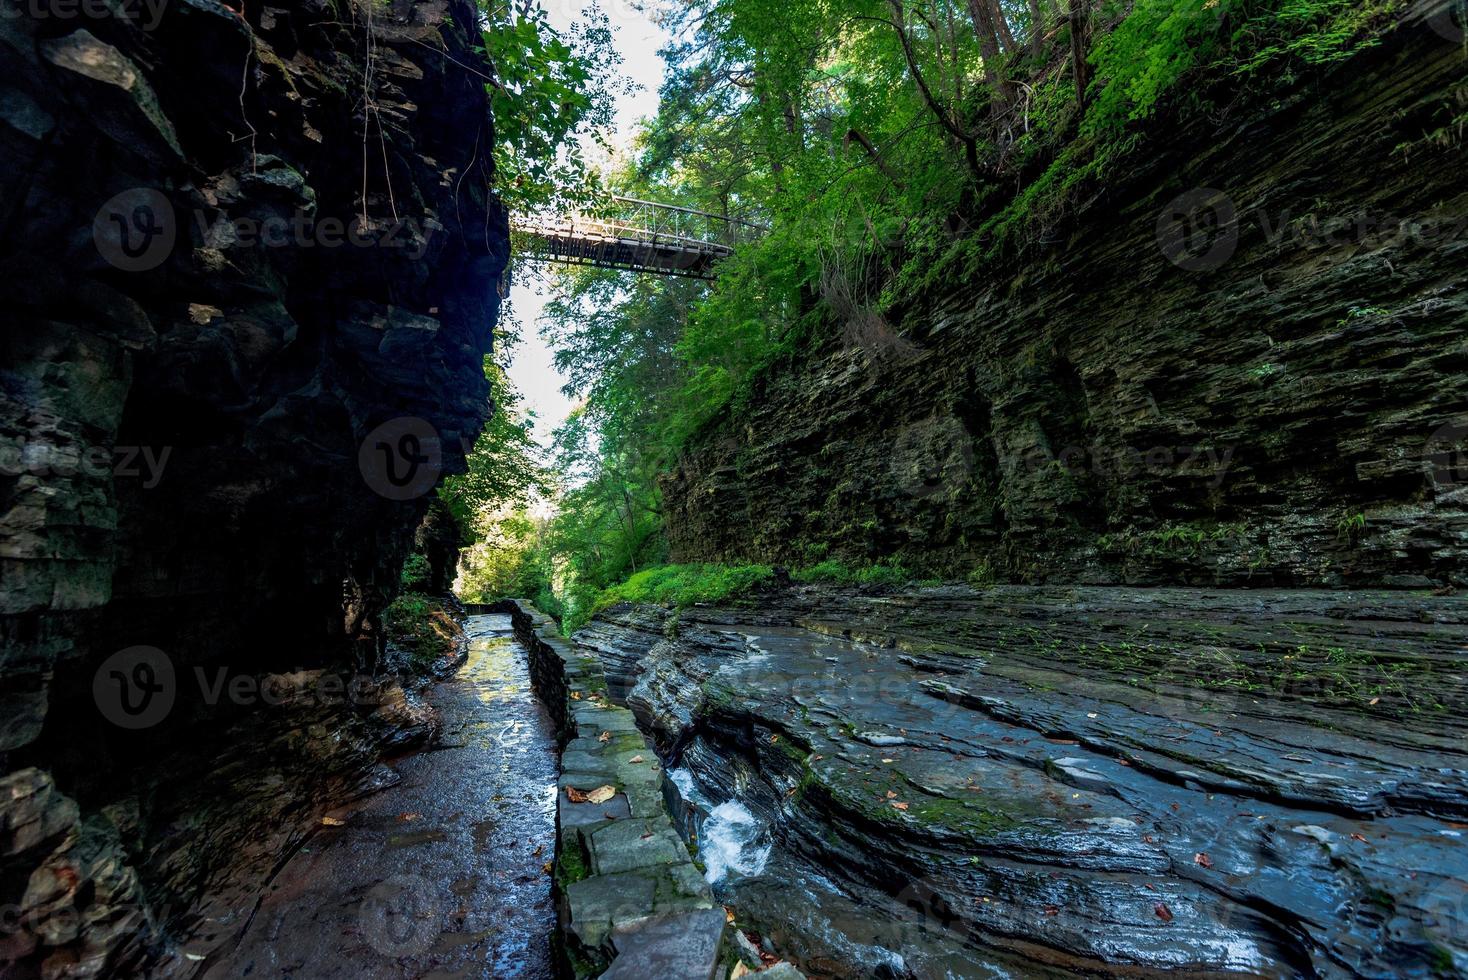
[512, 196, 761, 279]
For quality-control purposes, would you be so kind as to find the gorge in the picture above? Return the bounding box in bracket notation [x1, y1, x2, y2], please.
[3, 0, 1468, 978]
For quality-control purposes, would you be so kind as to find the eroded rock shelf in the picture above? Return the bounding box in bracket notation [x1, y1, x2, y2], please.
[576, 584, 1468, 978]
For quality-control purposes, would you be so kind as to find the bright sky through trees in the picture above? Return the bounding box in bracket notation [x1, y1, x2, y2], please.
[507, 0, 670, 446]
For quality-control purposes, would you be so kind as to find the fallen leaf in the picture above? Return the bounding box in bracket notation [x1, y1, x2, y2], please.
[1193, 852, 1213, 869]
[891, 801, 909, 811]
[1170, 803, 1180, 812]
[629, 755, 645, 764]
[730, 964, 751, 980]
[587, 785, 616, 805]
[770, 735, 780, 744]
[1368, 697, 1380, 706]
[886, 791, 898, 799]
[532, 844, 544, 858]
[541, 861, 553, 875]
[1351, 832, 1368, 843]
[724, 907, 736, 924]
[882, 758, 896, 764]
[321, 816, 346, 827]
[397, 812, 421, 822]
[570, 691, 582, 700]
[1043, 905, 1059, 916]
[598, 731, 612, 742]
[1154, 902, 1173, 923]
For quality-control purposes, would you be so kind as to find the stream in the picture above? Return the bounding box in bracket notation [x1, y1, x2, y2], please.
[205, 615, 558, 979]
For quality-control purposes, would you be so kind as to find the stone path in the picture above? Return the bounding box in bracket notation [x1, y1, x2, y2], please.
[204, 615, 558, 979]
[501, 602, 728, 979]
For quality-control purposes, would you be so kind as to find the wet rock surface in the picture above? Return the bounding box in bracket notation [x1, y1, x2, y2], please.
[203, 615, 558, 979]
[579, 584, 1468, 978]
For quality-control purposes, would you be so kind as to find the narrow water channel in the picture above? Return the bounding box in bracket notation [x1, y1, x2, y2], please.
[207, 614, 558, 978]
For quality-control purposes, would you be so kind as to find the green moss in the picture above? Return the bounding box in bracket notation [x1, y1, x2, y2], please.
[557, 838, 590, 887]
[590, 563, 775, 620]
[382, 592, 460, 670]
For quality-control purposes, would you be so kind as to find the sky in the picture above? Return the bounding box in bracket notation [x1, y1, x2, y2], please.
[506, 0, 671, 446]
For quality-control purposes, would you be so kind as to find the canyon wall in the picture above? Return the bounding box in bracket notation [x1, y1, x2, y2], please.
[0, 0, 507, 972]
[663, 11, 1468, 588]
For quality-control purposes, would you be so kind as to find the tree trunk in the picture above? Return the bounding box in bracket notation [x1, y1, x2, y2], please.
[1027, 0, 1045, 57]
[988, 0, 1016, 54]
[965, 0, 1014, 107]
[1069, 0, 1092, 109]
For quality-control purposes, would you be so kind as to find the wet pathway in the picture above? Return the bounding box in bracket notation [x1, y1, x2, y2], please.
[207, 614, 558, 979]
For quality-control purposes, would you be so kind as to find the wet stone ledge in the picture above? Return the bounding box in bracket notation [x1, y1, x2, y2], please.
[496, 600, 729, 979]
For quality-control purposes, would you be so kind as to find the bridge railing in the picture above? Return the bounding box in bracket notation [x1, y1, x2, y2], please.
[511, 195, 764, 279]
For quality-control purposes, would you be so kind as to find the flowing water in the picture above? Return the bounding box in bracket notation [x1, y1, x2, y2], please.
[205, 615, 558, 979]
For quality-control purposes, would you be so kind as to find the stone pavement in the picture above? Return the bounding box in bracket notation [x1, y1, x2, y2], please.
[499, 601, 729, 979]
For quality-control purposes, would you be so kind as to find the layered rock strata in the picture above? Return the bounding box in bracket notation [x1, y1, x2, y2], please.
[0, 0, 506, 971]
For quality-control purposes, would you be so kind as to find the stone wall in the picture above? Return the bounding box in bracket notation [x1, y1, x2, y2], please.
[0, 0, 506, 972]
[498, 600, 730, 979]
[663, 10, 1468, 588]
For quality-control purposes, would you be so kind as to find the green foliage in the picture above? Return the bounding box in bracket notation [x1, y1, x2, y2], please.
[440, 359, 551, 537]
[791, 559, 912, 586]
[492, 0, 1415, 619]
[455, 508, 553, 603]
[593, 563, 775, 612]
[384, 592, 461, 670]
[478, 0, 628, 212]
[400, 553, 432, 592]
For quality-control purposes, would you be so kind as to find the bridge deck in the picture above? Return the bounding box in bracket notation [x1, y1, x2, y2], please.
[517, 226, 731, 279]
[512, 197, 756, 279]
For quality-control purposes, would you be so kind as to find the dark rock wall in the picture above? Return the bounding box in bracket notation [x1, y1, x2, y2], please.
[0, 0, 506, 972]
[663, 14, 1468, 588]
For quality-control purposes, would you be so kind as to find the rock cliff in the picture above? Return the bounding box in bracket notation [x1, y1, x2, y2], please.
[0, 0, 507, 972]
[663, 11, 1468, 588]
